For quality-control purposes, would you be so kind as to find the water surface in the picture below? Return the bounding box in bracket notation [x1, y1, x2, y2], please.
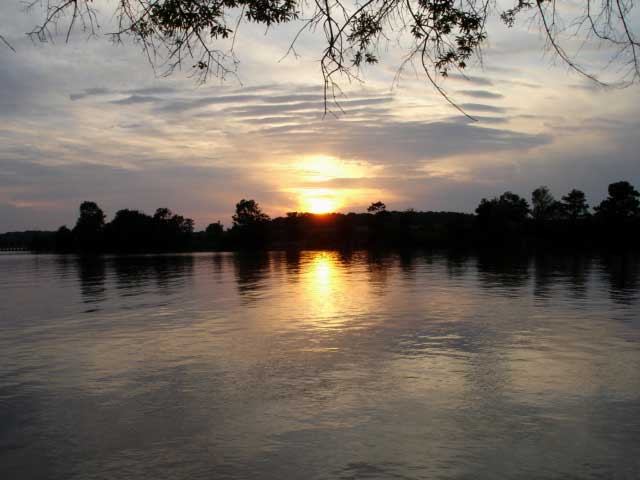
[1, 251, 639, 479]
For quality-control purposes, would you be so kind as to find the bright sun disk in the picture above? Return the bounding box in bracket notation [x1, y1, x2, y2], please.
[306, 197, 336, 214]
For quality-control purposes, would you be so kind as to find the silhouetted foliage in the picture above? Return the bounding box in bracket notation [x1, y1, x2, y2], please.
[269, 210, 475, 249]
[73, 201, 106, 251]
[593, 181, 640, 248]
[205, 221, 224, 248]
[54, 225, 73, 252]
[529, 186, 569, 243]
[7, 180, 640, 253]
[367, 202, 387, 214]
[531, 186, 562, 222]
[595, 181, 640, 220]
[105, 209, 154, 251]
[232, 199, 270, 227]
[477, 191, 529, 222]
[0, 231, 55, 251]
[475, 191, 530, 244]
[151, 208, 195, 251]
[230, 199, 270, 248]
[561, 189, 590, 220]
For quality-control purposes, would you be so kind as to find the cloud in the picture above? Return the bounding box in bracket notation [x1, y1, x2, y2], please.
[243, 116, 311, 125]
[458, 90, 504, 99]
[126, 86, 178, 95]
[70, 87, 112, 101]
[262, 94, 324, 103]
[153, 93, 393, 117]
[154, 94, 266, 114]
[459, 103, 507, 113]
[446, 74, 494, 86]
[110, 95, 161, 105]
[248, 116, 548, 164]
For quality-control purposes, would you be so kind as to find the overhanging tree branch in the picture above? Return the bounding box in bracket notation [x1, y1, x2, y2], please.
[5, 0, 639, 108]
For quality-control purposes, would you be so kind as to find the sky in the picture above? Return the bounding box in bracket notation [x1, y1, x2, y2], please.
[1, 0, 639, 231]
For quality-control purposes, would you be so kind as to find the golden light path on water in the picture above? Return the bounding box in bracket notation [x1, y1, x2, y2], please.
[310, 252, 334, 295]
[300, 252, 353, 332]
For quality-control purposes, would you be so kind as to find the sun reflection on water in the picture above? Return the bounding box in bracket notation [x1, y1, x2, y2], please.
[301, 252, 350, 331]
[311, 253, 334, 294]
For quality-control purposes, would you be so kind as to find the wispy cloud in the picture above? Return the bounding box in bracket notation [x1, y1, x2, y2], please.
[458, 90, 504, 99]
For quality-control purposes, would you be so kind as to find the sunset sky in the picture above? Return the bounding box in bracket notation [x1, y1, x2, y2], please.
[1, 1, 639, 231]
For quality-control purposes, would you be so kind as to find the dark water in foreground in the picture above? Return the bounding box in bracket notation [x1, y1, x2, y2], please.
[1, 251, 639, 479]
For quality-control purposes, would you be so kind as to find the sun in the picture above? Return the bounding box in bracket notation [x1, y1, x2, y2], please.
[288, 154, 379, 214]
[306, 196, 336, 214]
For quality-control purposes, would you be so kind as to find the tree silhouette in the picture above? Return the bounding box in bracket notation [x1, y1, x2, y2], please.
[206, 221, 224, 238]
[561, 189, 590, 220]
[205, 221, 224, 247]
[75, 201, 105, 231]
[154, 208, 194, 249]
[13, 182, 640, 253]
[105, 209, 154, 251]
[14, 0, 640, 111]
[477, 192, 529, 223]
[231, 199, 270, 248]
[476, 191, 530, 242]
[531, 186, 560, 222]
[54, 225, 73, 251]
[73, 201, 105, 250]
[596, 181, 640, 220]
[232, 199, 270, 228]
[153, 207, 173, 222]
[367, 201, 387, 214]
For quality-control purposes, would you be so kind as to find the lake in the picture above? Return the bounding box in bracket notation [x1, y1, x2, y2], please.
[1, 251, 639, 479]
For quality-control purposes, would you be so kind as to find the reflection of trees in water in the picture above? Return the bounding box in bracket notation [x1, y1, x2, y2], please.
[284, 250, 302, 282]
[559, 255, 592, 299]
[532, 254, 556, 300]
[111, 255, 194, 295]
[599, 253, 640, 305]
[269, 251, 288, 279]
[204, 253, 233, 290]
[336, 250, 355, 268]
[533, 254, 593, 300]
[475, 250, 639, 305]
[53, 254, 76, 282]
[366, 250, 394, 292]
[232, 253, 271, 300]
[210, 253, 227, 285]
[75, 256, 107, 305]
[476, 251, 531, 294]
[153, 256, 194, 291]
[398, 250, 417, 279]
[445, 251, 470, 279]
[211, 253, 225, 274]
[72, 254, 199, 305]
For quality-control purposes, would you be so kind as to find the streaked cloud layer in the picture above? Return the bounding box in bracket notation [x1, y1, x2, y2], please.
[0, 1, 638, 230]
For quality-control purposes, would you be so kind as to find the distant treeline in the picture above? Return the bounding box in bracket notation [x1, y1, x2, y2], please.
[1, 181, 639, 252]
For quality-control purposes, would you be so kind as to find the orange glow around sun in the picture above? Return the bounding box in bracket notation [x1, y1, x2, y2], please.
[295, 155, 366, 182]
[304, 195, 337, 214]
[291, 155, 361, 214]
[283, 154, 388, 214]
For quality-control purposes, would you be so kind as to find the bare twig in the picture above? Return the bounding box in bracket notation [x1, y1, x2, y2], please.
[0, 34, 15, 52]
